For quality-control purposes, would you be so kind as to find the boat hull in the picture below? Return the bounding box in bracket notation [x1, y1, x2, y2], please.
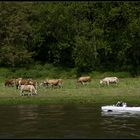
[101, 106, 140, 112]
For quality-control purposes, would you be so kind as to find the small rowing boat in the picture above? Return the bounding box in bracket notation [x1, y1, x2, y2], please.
[101, 105, 140, 112]
[101, 101, 140, 113]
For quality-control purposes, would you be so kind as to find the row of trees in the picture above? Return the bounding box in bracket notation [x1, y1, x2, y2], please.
[0, 1, 140, 76]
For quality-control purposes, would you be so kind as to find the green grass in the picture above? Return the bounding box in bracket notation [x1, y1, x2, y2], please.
[0, 77, 140, 105]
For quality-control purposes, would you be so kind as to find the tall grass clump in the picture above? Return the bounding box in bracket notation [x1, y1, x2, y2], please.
[90, 71, 131, 79]
[0, 63, 132, 80]
[0, 68, 13, 79]
[4, 63, 77, 79]
[30, 64, 77, 79]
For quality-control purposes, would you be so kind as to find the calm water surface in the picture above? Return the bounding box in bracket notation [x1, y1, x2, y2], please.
[0, 104, 140, 139]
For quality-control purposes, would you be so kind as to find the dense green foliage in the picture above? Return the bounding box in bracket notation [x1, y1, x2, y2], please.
[0, 1, 140, 76]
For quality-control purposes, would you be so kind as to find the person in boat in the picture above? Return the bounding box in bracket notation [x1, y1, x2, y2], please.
[116, 101, 127, 107]
[122, 102, 127, 107]
[116, 101, 123, 106]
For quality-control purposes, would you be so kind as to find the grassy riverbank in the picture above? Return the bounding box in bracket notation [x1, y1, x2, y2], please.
[0, 77, 140, 105]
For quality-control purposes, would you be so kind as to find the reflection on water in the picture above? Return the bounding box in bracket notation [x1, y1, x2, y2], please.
[101, 111, 140, 139]
[0, 104, 139, 139]
[101, 111, 140, 118]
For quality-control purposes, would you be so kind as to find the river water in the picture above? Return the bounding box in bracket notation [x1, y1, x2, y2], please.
[0, 104, 140, 139]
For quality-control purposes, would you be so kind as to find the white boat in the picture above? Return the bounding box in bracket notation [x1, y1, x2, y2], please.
[101, 105, 140, 113]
